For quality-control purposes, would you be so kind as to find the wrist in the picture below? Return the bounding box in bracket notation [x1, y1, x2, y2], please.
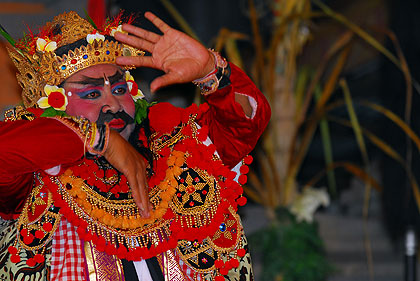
[54, 116, 109, 156]
[192, 49, 230, 95]
[200, 49, 216, 78]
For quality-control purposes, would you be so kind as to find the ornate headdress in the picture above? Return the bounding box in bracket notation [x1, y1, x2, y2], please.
[6, 11, 144, 108]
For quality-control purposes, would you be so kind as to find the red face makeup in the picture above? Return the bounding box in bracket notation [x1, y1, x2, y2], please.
[63, 64, 136, 140]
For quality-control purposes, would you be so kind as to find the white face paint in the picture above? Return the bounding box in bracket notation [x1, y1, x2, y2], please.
[67, 91, 72, 97]
[104, 80, 110, 85]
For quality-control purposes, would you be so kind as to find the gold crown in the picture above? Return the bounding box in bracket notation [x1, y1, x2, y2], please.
[7, 11, 143, 108]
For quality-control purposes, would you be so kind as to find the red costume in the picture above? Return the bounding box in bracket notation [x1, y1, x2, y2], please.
[0, 63, 270, 280]
[0, 63, 269, 216]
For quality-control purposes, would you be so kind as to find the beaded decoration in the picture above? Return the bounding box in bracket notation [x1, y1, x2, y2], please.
[192, 49, 229, 95]
[9, 104, 253, 279]
[3, 106, 108, 156]
[6, 11, 144, 108]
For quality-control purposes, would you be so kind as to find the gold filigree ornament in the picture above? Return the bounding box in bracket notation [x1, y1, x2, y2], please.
[6, 175, 62, 266]
[4, 106, 35, 122]
[6, 11, 144, 108]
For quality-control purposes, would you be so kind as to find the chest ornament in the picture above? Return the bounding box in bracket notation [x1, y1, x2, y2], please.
[10, 109, 252, 278]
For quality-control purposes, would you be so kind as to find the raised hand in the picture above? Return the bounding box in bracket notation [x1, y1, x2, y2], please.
[103, 129, 151, 218]
[115, 12, 215, 92]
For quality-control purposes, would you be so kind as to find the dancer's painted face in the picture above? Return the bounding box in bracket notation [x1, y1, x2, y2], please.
[64, 64, 135, 140]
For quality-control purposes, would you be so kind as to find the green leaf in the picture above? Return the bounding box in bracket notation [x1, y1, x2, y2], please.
[0, 23, 16, 46]
[134, 99, 155, 125]
[84, 9, 98, 30]
[40, 107, 58, 117]
[314, 85, 337, 198]
[39, 107, 68, 118]
[55, 110, 69, 117]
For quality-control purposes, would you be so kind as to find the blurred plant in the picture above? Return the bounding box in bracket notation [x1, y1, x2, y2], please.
[255, 187, 332, 281]
[208, 0, 420, 220]
[249, 207, 333, 281]
[160, 0, 420, 280]
[218, 1, 420, 280]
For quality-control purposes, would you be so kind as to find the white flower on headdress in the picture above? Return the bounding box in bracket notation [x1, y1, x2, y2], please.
[86, 31, 105, 44]
[125, 71, 144, 101]
[37, 85, 68, 111]
[289, 187, 330, 223]
[36, 38, 57, 53]
[110, 25, 127, 37]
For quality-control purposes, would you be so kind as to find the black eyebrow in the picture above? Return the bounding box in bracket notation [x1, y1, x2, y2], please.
[67, 70, 124, 86]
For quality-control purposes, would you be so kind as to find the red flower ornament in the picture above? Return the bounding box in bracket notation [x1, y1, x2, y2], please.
[37, 85, 68, 111]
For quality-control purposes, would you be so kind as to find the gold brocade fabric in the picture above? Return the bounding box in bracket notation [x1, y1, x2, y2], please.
[4, 108, 254, 280]
[84, 241, 125, 281]
[0, 220, 52, 280]
[162, 250, 189, 281]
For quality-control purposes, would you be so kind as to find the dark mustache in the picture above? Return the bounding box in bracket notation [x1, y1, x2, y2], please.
[96, 109, 135, 127]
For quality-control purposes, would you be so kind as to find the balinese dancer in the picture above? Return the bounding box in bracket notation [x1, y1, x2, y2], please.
[0, 11, 270, 281]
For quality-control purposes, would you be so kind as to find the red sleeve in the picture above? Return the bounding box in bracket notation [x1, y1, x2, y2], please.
[0, 117, 85, 218]
[197, 63, 271, 168]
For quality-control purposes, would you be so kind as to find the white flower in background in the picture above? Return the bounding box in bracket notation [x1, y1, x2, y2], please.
[36, 38, 57, 53]
[289, 187, 330, 223]
[86, 31, 105, 44]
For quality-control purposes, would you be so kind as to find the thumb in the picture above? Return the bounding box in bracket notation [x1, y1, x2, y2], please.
[150, 73, 180, 92]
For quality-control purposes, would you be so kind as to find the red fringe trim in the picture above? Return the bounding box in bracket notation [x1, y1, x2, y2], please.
[40, 110, 248, 261]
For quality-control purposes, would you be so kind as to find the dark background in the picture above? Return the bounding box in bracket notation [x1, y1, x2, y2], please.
[0, 0, 419, 244]
[114, 0, 420, 243]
